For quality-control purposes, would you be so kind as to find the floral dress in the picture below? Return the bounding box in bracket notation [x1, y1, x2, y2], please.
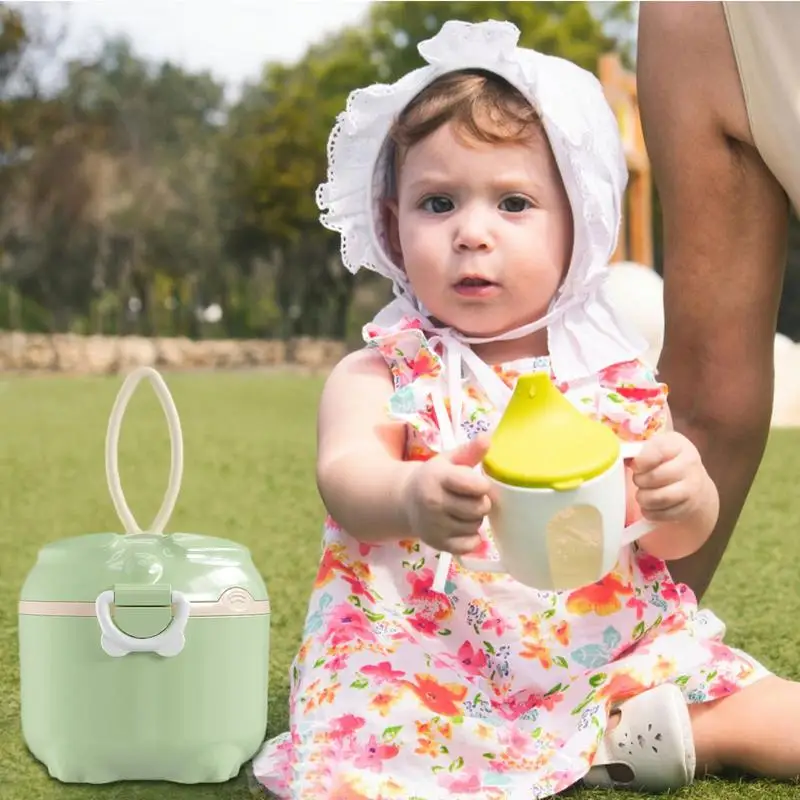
[252, 317, 770, 800]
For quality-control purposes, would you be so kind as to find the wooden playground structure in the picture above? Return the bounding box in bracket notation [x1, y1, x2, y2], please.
[599, 53, 653, 268]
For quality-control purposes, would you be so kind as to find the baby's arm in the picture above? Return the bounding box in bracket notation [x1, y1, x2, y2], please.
[316, 347, 417, 542]
[626, 405, 720, 562]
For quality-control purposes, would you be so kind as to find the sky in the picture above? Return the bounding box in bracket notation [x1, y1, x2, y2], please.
[37, 0, 374, 95]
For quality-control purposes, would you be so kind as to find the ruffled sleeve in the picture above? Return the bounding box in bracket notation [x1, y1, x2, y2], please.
[363, 317, 446, 459]
[363, 316, 442, 389]
[593, 359, 669, 441]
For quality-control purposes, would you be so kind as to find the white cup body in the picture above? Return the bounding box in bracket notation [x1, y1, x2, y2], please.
[480, 457, 627, 590]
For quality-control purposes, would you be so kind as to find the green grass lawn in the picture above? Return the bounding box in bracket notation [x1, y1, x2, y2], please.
[2, 370, 800, 799]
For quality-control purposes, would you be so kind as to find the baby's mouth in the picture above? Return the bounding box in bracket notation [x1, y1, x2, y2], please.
[456, 277, 496, 288]
[453, 276, 500, 297]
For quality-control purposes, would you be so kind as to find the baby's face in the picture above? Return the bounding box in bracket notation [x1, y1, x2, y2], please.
[388, 120, 573, 352]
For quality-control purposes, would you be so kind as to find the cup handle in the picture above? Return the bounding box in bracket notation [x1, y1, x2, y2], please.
[619, 440, 656, 544]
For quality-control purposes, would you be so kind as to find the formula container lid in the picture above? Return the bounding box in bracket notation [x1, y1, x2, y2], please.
[20, 532, 267, 604]
[20, 368, 268, 607]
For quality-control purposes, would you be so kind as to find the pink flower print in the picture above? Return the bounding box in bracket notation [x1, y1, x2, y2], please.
[491, 688, 539, 721]
[330, 714, 366, 743]
[660, 580, 681, 603]
[399, 315, 424, 331]
[405, 568, 453, 620]
[323, 603, 376, 647]
[437, 768, 482, 793]
[326, 734, 357, 763]
[707, 641, 738, 664]
[324, 653, 348, 672]
[498, 725, 533, 758]
[407, 567, 437, 600]
[467, 534, 493, 560]
[553, 378, 571, 394]
[407, 345, 441, 380]
[342, 574, 376, 603]
[599, 359, 644, 387]
[538, 688, 566, 712]
[482, 614, 511, 637]
[636, 551, 666, 581]
[357, 542, 379, 558]
[352, 735, 399, 772]
[456, 641, 488, 677]
[709, 675, 739, 700]
[626, 596, 648, 620]
[360, 661, 405, 684]
[551, 770, 580, 794]
[409, 614, 439, 637]
[625, 389, 663, 407]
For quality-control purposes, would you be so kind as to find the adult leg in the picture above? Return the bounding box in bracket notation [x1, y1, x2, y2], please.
[637, 1, 790, 600]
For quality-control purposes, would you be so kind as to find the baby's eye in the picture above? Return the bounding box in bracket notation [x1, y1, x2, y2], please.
[421, 196, 454, 214]
[499, 196, 533, 213]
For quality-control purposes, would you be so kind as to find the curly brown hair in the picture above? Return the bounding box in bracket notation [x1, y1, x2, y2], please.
[389, 69, 543, 155]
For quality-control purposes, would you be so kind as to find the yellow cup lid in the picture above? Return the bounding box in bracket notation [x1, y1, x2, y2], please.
[483, 372, 620, 490]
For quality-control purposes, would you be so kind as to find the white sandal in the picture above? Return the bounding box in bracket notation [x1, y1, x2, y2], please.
[584, 682, 696, 793]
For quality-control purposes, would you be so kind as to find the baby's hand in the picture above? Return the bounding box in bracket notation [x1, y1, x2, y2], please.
[401, 435, 493, 555]
[630, 431, 715, 523]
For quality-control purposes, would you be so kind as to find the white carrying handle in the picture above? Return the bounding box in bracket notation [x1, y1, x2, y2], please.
[105, 366, 184, 535]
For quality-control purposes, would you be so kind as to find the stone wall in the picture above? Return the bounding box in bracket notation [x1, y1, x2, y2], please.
[0, 331, 348, 374]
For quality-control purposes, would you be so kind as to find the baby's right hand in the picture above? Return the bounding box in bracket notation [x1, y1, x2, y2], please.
[400, 435, 493, 555]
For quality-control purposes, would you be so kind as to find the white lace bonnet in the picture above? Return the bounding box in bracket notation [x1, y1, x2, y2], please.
[316, 19, 648, 384]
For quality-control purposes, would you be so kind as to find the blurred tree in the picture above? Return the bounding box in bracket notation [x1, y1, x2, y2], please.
[0, 6, 26, 97]
[367, 1, 633, 79]
[5, 29, 228, 335]
[222, 25, 379, 338]
[0, 5, 70, 329]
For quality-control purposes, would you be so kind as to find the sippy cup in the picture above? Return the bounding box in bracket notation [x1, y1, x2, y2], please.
[456, 372, 654, 591]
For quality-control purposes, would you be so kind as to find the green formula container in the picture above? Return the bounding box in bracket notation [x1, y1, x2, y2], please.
[18, 367, 270, 784]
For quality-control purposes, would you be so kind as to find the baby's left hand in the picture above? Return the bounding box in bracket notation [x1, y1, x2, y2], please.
[629, 432, 715, 523]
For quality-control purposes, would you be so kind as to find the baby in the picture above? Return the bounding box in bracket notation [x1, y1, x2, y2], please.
[253, 20, 800, 800]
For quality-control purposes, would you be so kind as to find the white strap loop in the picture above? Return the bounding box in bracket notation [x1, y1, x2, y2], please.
[105, 367, 184, 535]
[427, 336, 514, 594]
[429, 353, 469, 594]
